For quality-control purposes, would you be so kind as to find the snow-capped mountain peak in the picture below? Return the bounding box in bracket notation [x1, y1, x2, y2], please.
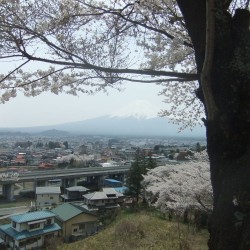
[110, 100, 160, 120]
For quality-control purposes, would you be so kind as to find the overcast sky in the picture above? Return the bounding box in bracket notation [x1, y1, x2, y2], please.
[0, 82, 167, 128]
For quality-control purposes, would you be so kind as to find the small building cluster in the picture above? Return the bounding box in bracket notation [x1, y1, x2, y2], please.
[0, 134, 206, 249]
[0, 178, 128, 249]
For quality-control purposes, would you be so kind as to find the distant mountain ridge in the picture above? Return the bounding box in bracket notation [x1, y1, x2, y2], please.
[0, 100, 205, 137]
[0, 115, 205, 138]
[0, 129, 70, 137]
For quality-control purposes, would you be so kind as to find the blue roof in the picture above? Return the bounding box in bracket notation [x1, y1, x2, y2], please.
[11, 211, 55, 223]
[105, 179, 122, 183]
[114, 186, 128, 194]
[0, 223, 61, 240]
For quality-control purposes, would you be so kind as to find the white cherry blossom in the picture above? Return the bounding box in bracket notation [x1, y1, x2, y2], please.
[143, 151, 212, 215]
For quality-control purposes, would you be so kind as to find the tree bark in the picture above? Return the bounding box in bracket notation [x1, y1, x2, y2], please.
[177, 1, 250, 249]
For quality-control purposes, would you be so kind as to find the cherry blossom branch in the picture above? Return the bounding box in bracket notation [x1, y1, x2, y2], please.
[113, 77, 197, 83]
[0, 60, 30, 83]
[18, 50, 199, 81]
[14, 67, 73, 88]
[77, 1, 193, 48]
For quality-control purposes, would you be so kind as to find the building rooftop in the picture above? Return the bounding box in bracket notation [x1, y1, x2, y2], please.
[66, 186, 89, 192]
[0, 223, 61, 240]
[83, 192, 110, 200]
[103, 188, 124, 197]
[83, 188, 124, 200]
[105, 178, 122, 183]
[52, 203, 95, 222]
[114, 186, 128, 194]
[36, 186, 61, 195]
[11, 211, 55, 223]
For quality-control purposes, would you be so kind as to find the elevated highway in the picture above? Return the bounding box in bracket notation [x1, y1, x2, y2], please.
[0, 166, 130, 200]
[1, 166, 130, 183]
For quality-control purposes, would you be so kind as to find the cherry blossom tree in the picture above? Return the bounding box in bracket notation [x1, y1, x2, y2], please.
[55, 153, 94, 164]
[0, 0, 200, 128]
[142, 151, 212, 217]
[0, 1, 250, 249]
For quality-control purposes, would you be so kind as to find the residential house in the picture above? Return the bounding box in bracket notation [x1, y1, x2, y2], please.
[61, 186, 89, 202]
[36, 186, 61, 207]
[0, 211, 61, 250]
[82, 187, 124, 211]
[12, 153, 26, 166]
[52, 203, 98, 243]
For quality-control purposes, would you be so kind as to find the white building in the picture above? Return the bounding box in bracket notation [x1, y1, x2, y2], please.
[82, 188, 124, 211]
[36, 186, 61, 207]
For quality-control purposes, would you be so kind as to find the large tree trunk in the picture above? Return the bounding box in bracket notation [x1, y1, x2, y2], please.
[177, 1, 250, 249]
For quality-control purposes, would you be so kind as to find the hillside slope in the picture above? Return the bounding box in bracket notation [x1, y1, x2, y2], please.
[52, 211, 208, 250]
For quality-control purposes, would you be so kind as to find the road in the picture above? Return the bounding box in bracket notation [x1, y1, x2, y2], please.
[0, 206, 30, 219]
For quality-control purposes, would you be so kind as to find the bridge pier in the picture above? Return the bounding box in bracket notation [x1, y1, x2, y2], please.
[36, 180, 48, 187]
[61, 178, 77, 188]
[32, 179, 48, 191]
[2, 183, 15, 201]
[39, 180, 49, 186]
[86, 176, 94, 183]
[97, 176, 105, 188]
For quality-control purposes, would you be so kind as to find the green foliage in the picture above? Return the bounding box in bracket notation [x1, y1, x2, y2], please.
[63, 141, 69, 149]
[195, 143, 206, 153]
[99, 209, 120, 227]
[14, 141, 32, 148]
[196, 143, 201, 152]
[69, 158, 76, 167]
[57, 162, 68, 168]
[146, 155, 157, 170]
[36, 141, 43, 148]
[48, 141, 61, 149]
[126, 152, 157, 202]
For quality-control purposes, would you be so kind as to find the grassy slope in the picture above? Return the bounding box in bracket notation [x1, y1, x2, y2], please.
[57, 211, 209, 250]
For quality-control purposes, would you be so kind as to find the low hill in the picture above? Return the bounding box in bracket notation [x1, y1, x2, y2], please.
[36, 129, 71, 136]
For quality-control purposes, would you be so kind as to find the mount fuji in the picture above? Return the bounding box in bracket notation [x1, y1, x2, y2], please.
[0, 100, 205, 137]
[110, 100, 160, 120]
